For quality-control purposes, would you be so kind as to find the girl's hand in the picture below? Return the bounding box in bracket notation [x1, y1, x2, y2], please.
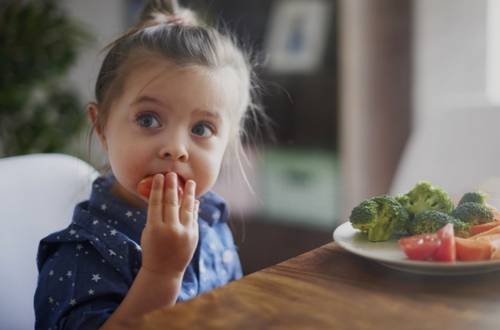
[140, 173, 199, 276]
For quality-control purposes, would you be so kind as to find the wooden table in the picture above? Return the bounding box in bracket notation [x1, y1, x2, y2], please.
[115, 242, 500, 330]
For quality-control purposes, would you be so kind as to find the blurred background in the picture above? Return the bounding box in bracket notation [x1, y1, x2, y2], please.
[1, 0, 498, 274]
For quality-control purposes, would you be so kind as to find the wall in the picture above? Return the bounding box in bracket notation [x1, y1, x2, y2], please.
[61, 0, 127, 166]
[412, 0, 489, 129]
[339, 0, 496, 220]
[62, 0, 126, 103]
[339, 0, 412, 220]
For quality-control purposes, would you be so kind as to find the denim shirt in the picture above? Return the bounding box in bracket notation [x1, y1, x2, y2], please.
[34, 175, 242, 330]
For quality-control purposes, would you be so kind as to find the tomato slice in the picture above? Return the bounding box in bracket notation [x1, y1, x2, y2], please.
[137, 175, 184, 199]
[398, 233, 441, 261]
[433, 223, 456, 262]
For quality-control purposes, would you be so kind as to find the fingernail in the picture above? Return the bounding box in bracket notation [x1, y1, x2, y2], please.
[154, 173, 163, 184]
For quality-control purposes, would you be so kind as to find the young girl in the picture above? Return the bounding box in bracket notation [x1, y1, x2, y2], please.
[34, 0, 265, 329]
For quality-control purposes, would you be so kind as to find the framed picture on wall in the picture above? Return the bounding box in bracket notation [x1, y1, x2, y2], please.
[264, 0, 333, 75]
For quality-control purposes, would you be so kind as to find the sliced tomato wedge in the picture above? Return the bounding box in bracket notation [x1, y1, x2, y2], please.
[398, 233, 441, 261]
[433, 223, 456, 262]
[137, 175, 184, 199]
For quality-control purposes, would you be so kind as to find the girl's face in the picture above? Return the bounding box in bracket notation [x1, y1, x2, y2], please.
[90, 59, 239, 209]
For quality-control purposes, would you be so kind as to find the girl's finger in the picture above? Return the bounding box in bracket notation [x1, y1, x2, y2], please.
[193, 199, 200, 224]
[147, 174, 165, 225]
[179, 180, 196, 226]
[162, 172, 180, 223]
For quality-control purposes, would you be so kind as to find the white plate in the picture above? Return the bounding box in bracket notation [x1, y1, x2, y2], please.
[333, 222, 500, 275]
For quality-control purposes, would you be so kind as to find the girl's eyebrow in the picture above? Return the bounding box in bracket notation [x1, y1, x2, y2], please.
[195, 109, 222, 122]
[132, 95, 163, 106]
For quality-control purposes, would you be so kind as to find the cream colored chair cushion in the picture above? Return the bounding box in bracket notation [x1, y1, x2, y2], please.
[0, 153, 99, 330]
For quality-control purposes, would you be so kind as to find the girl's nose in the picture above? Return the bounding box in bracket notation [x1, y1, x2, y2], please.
[159, 139, 188, 162]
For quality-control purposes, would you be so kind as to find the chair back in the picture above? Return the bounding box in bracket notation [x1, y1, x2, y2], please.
[390, 106, 500, 200]
[0, 153, 99, 330]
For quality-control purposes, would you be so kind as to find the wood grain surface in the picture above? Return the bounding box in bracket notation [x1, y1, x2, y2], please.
[113, 242, 500, 330]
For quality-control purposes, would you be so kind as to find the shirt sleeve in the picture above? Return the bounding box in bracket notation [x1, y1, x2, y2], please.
[34, 240, 130, 330]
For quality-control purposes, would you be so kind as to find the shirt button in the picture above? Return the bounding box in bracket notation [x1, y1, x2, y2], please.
[222, 249, 233, 264]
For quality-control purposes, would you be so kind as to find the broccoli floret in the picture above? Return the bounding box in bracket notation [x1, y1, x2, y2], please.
[458, 190, 496, 211]
[349, 195, 409, 242]
[451, 202, 494, 226]
[410, 210, 470, 238]
[394, 180, 454, 218]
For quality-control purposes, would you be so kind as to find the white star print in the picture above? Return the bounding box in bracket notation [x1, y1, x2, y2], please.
[69, 229, 76, 235]
[66, 271, 72, 278]
[76, 244, 83, 250]
[126, 211, 133, 217]
[110, 229, 117, 236]
[49, 270, 54, 276]
[88, 289, 94, 295]
[70, 299, 77, 306]
[93, 220, 98, 225]
[101, 204, 107, 210]
[199, 258, 206, 273]
[48, 297, 54, 303]
[91, 274, 101, 282]
[109, 249, 116, 256]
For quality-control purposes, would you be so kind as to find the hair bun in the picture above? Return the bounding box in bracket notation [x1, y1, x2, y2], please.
[138, 0, 198, 27]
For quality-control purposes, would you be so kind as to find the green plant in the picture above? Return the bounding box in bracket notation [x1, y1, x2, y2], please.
[0, 0, 92, 157]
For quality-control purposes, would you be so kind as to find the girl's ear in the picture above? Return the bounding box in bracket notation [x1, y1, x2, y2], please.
[87, 102, 108, 150]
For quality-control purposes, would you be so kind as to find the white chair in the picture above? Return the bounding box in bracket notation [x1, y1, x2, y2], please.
[0, 153, 99, 330]
[390, 105, 500, 206]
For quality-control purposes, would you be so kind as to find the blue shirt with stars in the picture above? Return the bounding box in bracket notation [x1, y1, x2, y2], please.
[34, 175, 242, 330]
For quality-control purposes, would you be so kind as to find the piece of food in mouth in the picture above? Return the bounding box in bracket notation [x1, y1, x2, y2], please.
[137, 174, 184, 199]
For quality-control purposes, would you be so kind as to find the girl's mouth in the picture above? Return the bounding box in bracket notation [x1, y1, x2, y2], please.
[137, 174, 184, 200]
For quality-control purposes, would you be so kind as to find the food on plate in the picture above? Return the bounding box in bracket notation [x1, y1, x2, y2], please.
[137, 174, 184, 199]
[469, 225, 500, 238]
[408, 210, 470, 238]
[398, 233, 441, 261]
[470, 232, 500, 260]
[451, 202, 494, 226]
[398, 223, 456, 262]
[432, 223, 456, 262]
[469, 220, 500, 236]
[349, 195, 409, 242]
[455, 237, 492, 261]
[458, 190, 497, 212]
[394, 180, 454, 219]
[399, 222, 500, 262]
[348, 181, 500, 263]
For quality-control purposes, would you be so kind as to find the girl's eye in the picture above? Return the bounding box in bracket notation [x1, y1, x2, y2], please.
[136, 113, 160, 128]
[191, 123, 214, 137]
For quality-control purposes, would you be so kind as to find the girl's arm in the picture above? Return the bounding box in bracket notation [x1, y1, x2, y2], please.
[99, 173, 199, 329]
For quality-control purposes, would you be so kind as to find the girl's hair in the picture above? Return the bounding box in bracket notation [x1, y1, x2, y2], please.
[91, 0, 267, 173]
